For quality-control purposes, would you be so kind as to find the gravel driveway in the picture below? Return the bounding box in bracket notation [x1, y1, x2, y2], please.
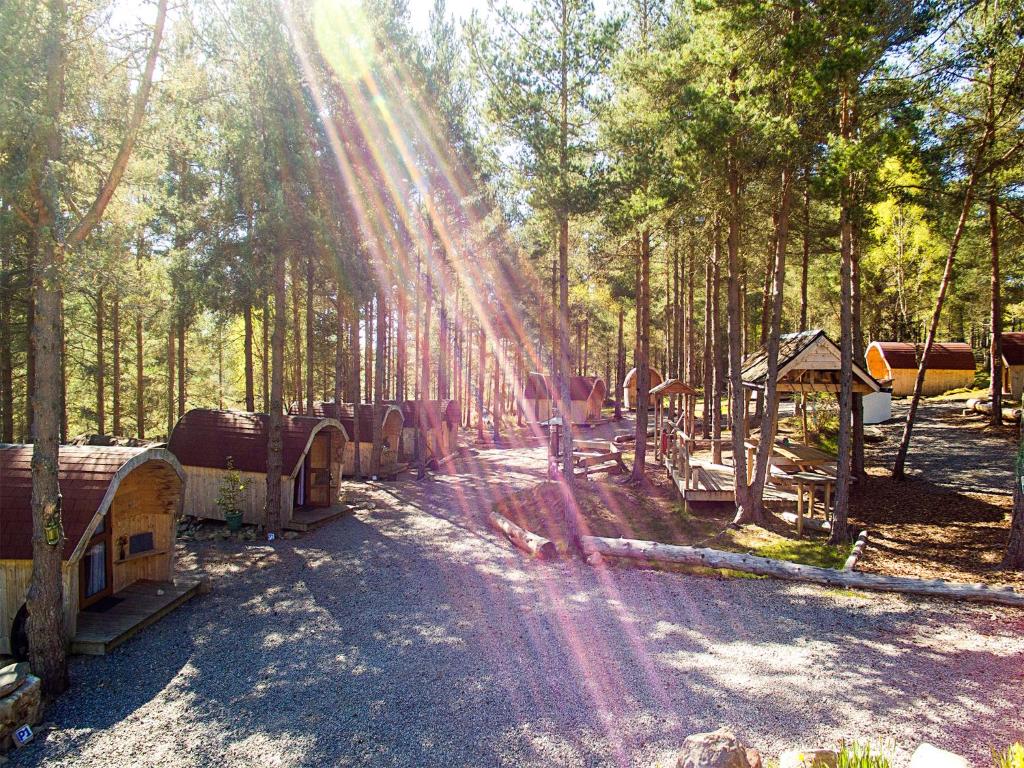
[14, 440, 1024, 768]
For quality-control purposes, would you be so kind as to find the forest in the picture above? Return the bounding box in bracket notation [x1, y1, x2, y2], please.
[3, 0, 1024, 698]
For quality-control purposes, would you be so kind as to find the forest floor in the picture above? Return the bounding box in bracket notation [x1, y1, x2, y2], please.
[16, 432, 1024, 768]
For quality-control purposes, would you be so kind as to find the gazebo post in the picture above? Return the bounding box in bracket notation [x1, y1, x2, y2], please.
[801, 391, 809, 445]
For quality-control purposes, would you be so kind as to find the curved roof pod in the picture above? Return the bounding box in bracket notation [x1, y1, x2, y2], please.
[168, 409, 348, 479]
[1001, 333, 1024, 367]
[0, 445, 184, 562]
[866, 341, 976, 376]
[623, 367, 664, 409]
[523, 372, 551, 400]
[293, 402, 404, 442]
[386, 400, 460, 430]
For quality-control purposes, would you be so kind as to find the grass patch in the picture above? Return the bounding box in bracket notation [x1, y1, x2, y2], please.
[753, 539, 847, 569]
[929, 386, 988, 402]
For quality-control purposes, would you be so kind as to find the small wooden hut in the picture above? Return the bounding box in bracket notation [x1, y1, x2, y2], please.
[291, 402, 403, 476]
[1000, 332, 1024, 401]
[388, 400, 460, 464]
[0, 445, 198, 656]
[623, 366, 664, 410]
[521, 373, 606, 425]
[522, 372, 552, 423]
[169, 409, 348, 526]
[865, 341, 975, 397]
[650, 379, 699, 460]
[568, 376, 606, 424]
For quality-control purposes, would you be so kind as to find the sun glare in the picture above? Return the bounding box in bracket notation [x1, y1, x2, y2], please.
[312, 0, 376, 83]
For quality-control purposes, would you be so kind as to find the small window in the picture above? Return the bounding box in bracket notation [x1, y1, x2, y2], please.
[129, 532, 155, 555]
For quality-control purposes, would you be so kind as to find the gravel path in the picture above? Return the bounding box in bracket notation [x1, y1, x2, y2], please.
[14, 440, 1024, 768]
[866, 399, 1016, 495]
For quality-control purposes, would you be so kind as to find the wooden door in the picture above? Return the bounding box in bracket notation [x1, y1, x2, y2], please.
[306, 432, 332, 507]
[79, 516, 113, 608]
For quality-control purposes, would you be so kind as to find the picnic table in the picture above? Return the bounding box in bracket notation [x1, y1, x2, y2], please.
[744, 436, 835, 475]
[745, 437, 837, 534]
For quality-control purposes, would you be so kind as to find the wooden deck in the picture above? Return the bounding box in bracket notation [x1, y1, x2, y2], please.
[72, 579, 202, 655]
[665, 456, 798, 507]
[285, 504, 348, 532]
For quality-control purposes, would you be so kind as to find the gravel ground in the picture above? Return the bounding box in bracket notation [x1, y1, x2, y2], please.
[14, 439, 1024, 768]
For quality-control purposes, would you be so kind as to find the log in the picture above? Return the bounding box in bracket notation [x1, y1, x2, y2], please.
[779, 511, 831, 532]
[488, 510, 557, 560]
[844, 530, 869, 571]
[580, 535, 1024, 607]
[967, 398, 1021, 423]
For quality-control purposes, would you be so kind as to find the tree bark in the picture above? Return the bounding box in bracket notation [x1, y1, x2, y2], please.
[702, 243, 713, 439]
[265, 247, 286, 535]
[1, 238, 14, 443]
[396, 288, 407, 401]
[262, 295, 270, 410]
[990, 194, 1002, 424]
[112, 289, 120, 435]
[893, 128, 992, 478]
[244, 304, 255, 411]
[711, 220, 724, 465]
[800, 171, 810, 332]
[371, 288, 386, 475]
[167, 322, 175, 435]
[476, 325, 485, 442]
[350, 305, 362, 479]
[631, 231, 651, 483]
[305, 251, 314, 414]
[438, 267, 450, 399]
[96, 285, 105, 435]
[1006, 399, 1024, 569]
[135, 308, 144, 439]
[176, 318, 185, 418]
[614, 306, 624, 420]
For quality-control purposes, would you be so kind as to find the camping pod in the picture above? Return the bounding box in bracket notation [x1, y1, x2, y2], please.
[169, 409, 348, 525]
[568, 376, 606, 424]
[387, 400, 460, 464]
[520, 373, 606, 425]
[290, 402, 403, 476]
[0, 445, 198, 656]
[623, 367, 664, 410]
[521, 372, 552, 423]
[1001, 333, 1024, 402]
[865, 341, 975, 397]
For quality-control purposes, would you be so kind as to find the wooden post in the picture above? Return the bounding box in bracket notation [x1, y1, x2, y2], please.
[801, 392, 809, 445]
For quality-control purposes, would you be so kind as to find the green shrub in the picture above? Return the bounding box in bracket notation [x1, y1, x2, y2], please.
[217, 457, 245, 531]
[993, 743, 1024, 768]
[836, 742, 890, 768]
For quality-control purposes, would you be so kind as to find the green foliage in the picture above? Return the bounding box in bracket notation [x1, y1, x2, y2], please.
[993, 742, 1024, 768]
[836, 743, 891, 768]
[216, 457, 245, 527]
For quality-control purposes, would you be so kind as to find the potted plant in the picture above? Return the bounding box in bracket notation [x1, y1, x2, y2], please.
[217, 457, 245, 532]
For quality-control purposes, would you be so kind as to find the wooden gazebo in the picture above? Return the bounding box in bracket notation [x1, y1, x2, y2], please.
[649, 378, 698, 460]
[741, 329, 880, 443]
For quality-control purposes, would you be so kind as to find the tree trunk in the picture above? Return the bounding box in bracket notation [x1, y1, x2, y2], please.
[990, 194, 1002, 424]
[832, 85, 855, 544]
[112, 290, 120, 435]
[418, 270, 433, 478]
[176, 318, 185, 418]
[743, 164, 793, 526]
[686, 238, 696, 434]
[167, 322, 175, 435]
[96, 285, 105, 435]
[265, 247, 286, 535]
[851, 221, 866, 478]
[614, 307, 624, 420]
[135, 310, 144, 439]
[27, 0, 69, 696]
[438, 269, 450, 399]
[244, 304, 255, 411]
[893, 128, 992, 478]
[0, 236, 12, 443]
[800, 169, 811, 331]
[1006, 401, 1024, 569]
[305, 251, 314, 414]
[262, 295, 270, 411]
[703, 243, 713, 439]
[350, 306, 362, 479]
[476, 325, 485, 442]
[631, 230, 651, 483]
[396, 288, 407, 401]
[364, 299, 373, 404]
[711, 220, 724, 465]
[335, 293, 344, 411]
[371, 288, 386, 475]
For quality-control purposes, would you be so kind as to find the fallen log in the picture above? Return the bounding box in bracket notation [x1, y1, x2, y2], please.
[488, 510, 557, 560]
[779, 511, 831, 533]
[844, 530, 869, 572]
[580, 535, 1024, 607]
[966, 398, 1021, 423]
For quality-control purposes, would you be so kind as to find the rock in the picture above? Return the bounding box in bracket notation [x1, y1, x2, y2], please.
[0, 675, 41, 751]
[0, 664, 30, 700]
[675, 729, 752, 768]
[779, 750, 837, 768]
[909, 744, 968, 768]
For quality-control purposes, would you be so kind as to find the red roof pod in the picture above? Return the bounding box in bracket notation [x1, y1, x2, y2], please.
[869, 341, 976, 372]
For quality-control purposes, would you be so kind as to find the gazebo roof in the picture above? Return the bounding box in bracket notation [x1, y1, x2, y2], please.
[742, 330, 879, 394]
[649, 378, 698, 398]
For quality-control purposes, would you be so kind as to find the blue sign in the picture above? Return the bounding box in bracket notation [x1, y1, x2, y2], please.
[13, 724, 33, 746]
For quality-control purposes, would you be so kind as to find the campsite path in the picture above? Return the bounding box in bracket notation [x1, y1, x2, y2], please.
[16, 436, 1024, 768]
[865, 399, 1016, 496]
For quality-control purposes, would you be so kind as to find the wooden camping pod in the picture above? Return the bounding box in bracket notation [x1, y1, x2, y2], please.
[290, 402, 403, 476]
[865, 341, 976, 397]
[387, 399, 460, 464]
[0, 445, 188, 655]
[623, 367, 664, 410]
[520, 373, 606, 425]
[1000, 333, 1024, 401]
[168, 409, 348, 524]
